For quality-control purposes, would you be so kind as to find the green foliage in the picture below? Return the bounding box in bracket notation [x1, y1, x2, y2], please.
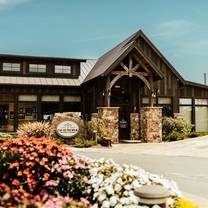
[73, 137, 96, 148]
[0, 132, 13, 143]
[187, 131, 208, 138]
[163, 117, 193, 141]
[166, 131, 187, 141]
[88, 118, 106, 140]
[52, 134, 65, 144]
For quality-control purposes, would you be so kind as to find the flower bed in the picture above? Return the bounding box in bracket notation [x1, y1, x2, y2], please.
[0, 137, 198, 208]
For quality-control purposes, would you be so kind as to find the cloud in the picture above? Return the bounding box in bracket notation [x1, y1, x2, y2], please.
[151, 20, 192, 39]
[0, 0, 30, 9]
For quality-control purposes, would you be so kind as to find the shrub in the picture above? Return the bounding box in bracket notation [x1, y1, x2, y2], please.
[17, 121, 53, 138]
[0, 137, 70, 194]
[0, 132, 13, 143]
[87, 158, 181, 208]
[73, 137, 96, 148]
[166, 131, 187, 141]
[0, 137, 92, 207]
[88, 118, 106, 140]
[170, 198, 199, 208]
[163, 117, 193, 141]
[187, 131, 208, 138]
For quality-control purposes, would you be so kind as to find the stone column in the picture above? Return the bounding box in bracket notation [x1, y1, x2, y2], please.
[97, 107, 119, 143]
[140, 107, 162, 143]
[130, 113, 140, 140]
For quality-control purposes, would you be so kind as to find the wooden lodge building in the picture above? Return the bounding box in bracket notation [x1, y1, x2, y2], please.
[0, 30, 208, 140]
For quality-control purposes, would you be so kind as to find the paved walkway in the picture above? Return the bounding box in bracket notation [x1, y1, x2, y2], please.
[71, 135, 208, 208]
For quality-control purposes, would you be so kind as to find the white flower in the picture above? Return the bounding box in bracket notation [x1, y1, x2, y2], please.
[114, 183, 122, 192]
[124, 184, 132, 191]
[106, 185, 114, 195]
[115, 204, 123, 208]
[109, 196, 117, 207]
[101, 200, 110, 208]
[98, 193, 106, 202]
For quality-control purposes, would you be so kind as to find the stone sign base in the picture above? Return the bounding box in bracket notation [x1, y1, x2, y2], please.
[51, 112, 88, 141]
[140, 107, 162, 143]
[97, 107, 119, 143]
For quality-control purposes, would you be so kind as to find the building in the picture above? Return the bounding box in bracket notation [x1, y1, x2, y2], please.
[0, 30, 208, 139]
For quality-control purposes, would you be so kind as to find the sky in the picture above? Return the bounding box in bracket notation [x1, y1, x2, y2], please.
[0, 0, 208, 84]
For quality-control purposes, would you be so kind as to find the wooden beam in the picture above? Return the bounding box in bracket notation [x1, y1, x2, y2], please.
[132, 54, 151, 73]
[111, 71, 124, 75]
[131, 63, 140, 72]
[133, 73, 151, 90]
[129, 55, 133, 70]
[110, 72, 127, 89]
[120, 62, 129, 72]
[132, 71, 149, 76]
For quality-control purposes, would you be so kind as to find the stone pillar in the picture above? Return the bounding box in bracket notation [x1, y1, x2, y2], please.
[140, 107, 162, 143]
[130, 113, 139, 140]
[97, 107, 119, 143]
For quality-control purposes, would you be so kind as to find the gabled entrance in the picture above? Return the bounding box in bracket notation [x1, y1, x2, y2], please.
[104, 49, 160, 140]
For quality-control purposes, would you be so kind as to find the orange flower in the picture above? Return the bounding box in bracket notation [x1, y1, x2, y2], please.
[23, 169, 30, 176]
[40, 160, 45, 166]
[12, 179, 20, 186]
[43, 173, 49, 180]
[17, 171, 22, 176]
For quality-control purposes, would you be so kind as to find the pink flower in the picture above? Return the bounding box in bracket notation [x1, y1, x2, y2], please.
[45, 180, 59, 187]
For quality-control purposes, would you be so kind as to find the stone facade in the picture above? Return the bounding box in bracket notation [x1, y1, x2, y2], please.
[140, 107, 162, 143]
[51, 112, 88, 140]
[130, 113, 140, 140]
[97, 107, 119, 143]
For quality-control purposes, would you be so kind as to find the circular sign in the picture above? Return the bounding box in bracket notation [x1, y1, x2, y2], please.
[56, 120, 79, 138]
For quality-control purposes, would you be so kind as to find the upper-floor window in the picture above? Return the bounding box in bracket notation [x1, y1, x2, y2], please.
[29, 64, 46, 73]
[2, 63, 21, 72]
[55, 65, 71, 74]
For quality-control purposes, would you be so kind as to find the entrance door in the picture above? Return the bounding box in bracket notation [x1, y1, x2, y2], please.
[119, 105, 130, 140]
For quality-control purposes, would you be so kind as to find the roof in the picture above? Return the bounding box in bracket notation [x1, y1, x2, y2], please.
[0, 53, 86, 62]
[185, 80, 208, 89]
[83, 30, 186, 84]
[0, 59, 96, 87]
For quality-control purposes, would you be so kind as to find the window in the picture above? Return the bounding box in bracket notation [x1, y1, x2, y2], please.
[2, 63, 20, 72]
[179, 98, 192, 124]
[55, 65, 71, 74]
[19, 95, 37, 102]
[29, 64, 46, 73]
[41, 95, 60, 102]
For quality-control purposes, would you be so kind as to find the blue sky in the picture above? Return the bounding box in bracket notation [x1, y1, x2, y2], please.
[0, 0, 208, 83]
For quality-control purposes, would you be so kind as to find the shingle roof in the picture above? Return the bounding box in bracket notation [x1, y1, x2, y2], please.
[82, 30, 186, 84]
[0, 59, 96, 86]
[83, 31, 139, 83]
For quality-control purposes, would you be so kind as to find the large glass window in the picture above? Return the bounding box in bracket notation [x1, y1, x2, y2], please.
[18, 95, 38, 126]
[55, 65, 71, 74]
[179, 98, 192, 124]
[41, 95, 60, 121]
[63, 96, 81, 112]
[3, 63, 20, 72]
[195, 98, 208, 132]
[0, 94, 14, 132]
[29, 64, 46, 73]
[195, 107, 208, 132]
[179, 106, 192, 123]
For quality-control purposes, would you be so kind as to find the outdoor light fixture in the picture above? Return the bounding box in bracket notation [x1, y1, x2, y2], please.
[114, 85, 121, 88]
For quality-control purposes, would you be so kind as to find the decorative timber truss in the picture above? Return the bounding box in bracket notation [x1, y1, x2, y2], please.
[105, 52, 155, 107]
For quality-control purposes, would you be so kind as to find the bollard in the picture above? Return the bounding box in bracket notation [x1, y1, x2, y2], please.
[134, 185, 170, 208]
